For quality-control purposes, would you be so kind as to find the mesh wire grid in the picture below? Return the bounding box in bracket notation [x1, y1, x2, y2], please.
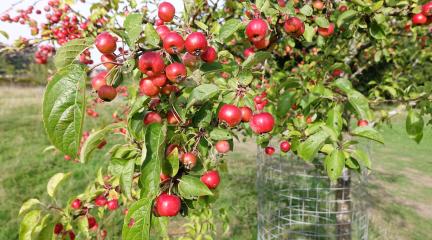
[256, 148, 369, 240]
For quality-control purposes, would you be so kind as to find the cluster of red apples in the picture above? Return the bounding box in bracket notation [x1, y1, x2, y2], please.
[412, 2, 432, 25]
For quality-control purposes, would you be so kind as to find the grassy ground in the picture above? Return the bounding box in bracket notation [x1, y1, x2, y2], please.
[0, 86, 431, 239]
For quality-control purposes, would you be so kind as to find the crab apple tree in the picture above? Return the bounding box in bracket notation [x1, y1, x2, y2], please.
[5, 0, 432, 239]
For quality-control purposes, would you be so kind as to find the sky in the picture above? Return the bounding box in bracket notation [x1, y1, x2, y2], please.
[0, 0, 185, 44]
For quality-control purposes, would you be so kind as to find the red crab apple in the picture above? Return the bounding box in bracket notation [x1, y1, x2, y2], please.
[98, 85, 117, 101]
[200, 170, 220, 189]
[95, 195, 107, 207]
[167, 110, 180, 125]
[240, 106, 253, 122]
[139, 78, 160, 97]
[71, 198, 81, 209]
[165, 62, 187, 82]
[87, 217, 97, 229]
[215, 140, 230, 153]
[280, 141, 291, 152]
[201, 46, 217, 63]
[218, 104, 242, 127]
[182, 52, 200, 67]
[95, 32, 117, 54]
[422, 2, 432, 16]
[284, 17, 303, 33]
[138, 52, 165, 77]
[163, 32, 184, 54]
[91, 71, 107, 91]
[265, 146, 275, 155]
[151, 74, 167, 87]
[156, 25, 170, 39]
[318, 23, 335, 37]
[155, 193, 181, 217]
[185, 32, 208, 56]
[160, 172, 170, 182]
[144, 112, 162, 125]
[250, 112, 275, 134]
[182, 152, 197, 169]
[101, 53, 116, 70]
[245, 18, 268, 42]
[254, 37, 270, 49]
[312, 0, 324, 10]
[357, 119, 369, 127]
[158, 2, 175, 22]
[54, 223, 63, 234]
[107, 199, 118, 211]
[412, 13, 427, 25]
[243, 47, 255, 58]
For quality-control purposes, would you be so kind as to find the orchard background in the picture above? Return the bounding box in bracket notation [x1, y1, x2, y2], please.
[0, 0, 432, 239]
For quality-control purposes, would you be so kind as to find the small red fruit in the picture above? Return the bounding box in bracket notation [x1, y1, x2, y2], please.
[151, 74, 167, 87]
[280, 141, 291, 152]
[139, 78, 160, 97]
[265, 146, 275, 156]
[245, 19, 268, 42]
[218, 104, 242, 127]
[339, 5, 348, 12]
[107, 199, 119, 211]
[101, 53, 116, 70]
[201, 46, 217, 63]
[254, 38, 270, 49]
[167, 110, 180, 125]
[87, 216, 97, 229]
[182, 152, 197, 169]
[156, 25, 170, 39]
[184, 32, 208, 56]
[158, 2, 175, 22]
[68, 231, 76, 240]
[71, 199, 81, 209]
[98, 85, 117, 101]
[357, 119, 368, 127]
[243, 47, 255, 58]
[160, 172, 170, 182]
[422, 2, 432, 16]
[54, 223, 63, 234]
[240, 106, 253, 122]
[332, 69, 344, 78]
[284, 17, 303, 33]
[200, 170, 220, 189]
[249, 112, 275, 134]
[144, 112, 162, 125]
[317, 23, 335, 37]
[182, 52, 200, 67]
[165, 62, 187, 82]
[155, 193, 181, 217]
[91, 71, 107, 91]
[95, 32, 117, 54]
[312, 0, 324, 10]
[412, 13, 427, 25]
[215, 140, 230, 153]
[163, 32, 184, 54]
[95, 195, 107, 207]
[138, 52, 165, 77]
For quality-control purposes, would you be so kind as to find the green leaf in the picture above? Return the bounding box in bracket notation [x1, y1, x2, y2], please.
[195, 20, 208, 31]
[242, 51, 271, 68]
[351, 149, 371, 169]
[186, 84, 219, 108]
[326, 105, 343, 134]
[300, 5, 313, 16]
[406, 109, 424, 143]
[337, 10, 357, 27]
[151, 217, 169, 238]
[19, 199, 41, 217]
[54, 38, 94, 69]
[303, 24, 315, 42]
[218, 19, 243, 41]
[144, 23, 160, 47]
[76, 216, 90, 239]
[277, 92, 294, 117]
[110, 158, 135, 199]
[209, 128, 233, 140]
[139, 123, 166, 199]
[80, 122, 125, 163]
[325, 150, 345, 181]
[347, 91, 373, 120]
[127, 96, 149, 141]
[178, 175, 213, 199]
[256, 0, 270, 12]
[200, 62, 223, 73]
[297, 131, 329, 161]
[163, 147, 179, 177]
[47, 172, 71, 198]
[122, 198, 153, 240]
[0, 30, 9, 39]
[124, 13, 144, 46]
[43, 64, 86, 158]
[19, 210, 41, 240]
[238, 70, 253, 85]
[315, 16, 329, 28]
[369, 21, 386, 40]
[351, 126, 384, 144]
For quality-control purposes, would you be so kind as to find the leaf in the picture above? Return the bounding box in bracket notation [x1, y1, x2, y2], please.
[256, 0, 270, 12]
[19, 199, 41, 217]
[242, 51, 272, 68]
[139, 123, 166, 199]
[351, 126, 384, 144]
[277, 92, 294, 117]
[337, 10, 357, 27]
[124, 13, 144, 46]
[0, 30, 9, 39]
[303, 24, 315, 42]
[110, 158, 135, 199]
[326, 105, 343, 134]
[347, 91, 373, 120]
[47, 172, 71, 198]
[195, 20, 208, 31]
[406, 109, 424, 143]
[178, 175, 213, 199]
[300, 5, 313, 16]
[186, 84, 219, 108]
[351, 149, 371, 169]
[76, 216, 90, 239]
[80, 122, 125, 163]
[218, 19, 243, 41]
[163, 147, 179, 177]
[325, 150, 345, 181]
[297, 131, 329, 161]
[369, 21, 386, 40]
[209, 128, 233, 140]
[200, 62, 223, 73]
[122, 198, 153, 240]
[54, 38, 94, 69]
[144, 23, 160, 47]
[151, 217, 169, 238]
[19, 210, 41, 240]
[315, 16, 329, 28]
[127, 96, 149, 141]
[238, 70, 253, 85]
[43, 64, 86, 158]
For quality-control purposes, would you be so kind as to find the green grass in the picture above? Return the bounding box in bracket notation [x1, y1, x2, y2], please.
[1, 86, 431, 239]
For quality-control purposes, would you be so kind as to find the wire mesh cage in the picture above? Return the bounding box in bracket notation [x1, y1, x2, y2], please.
[256, 148, 369, 240]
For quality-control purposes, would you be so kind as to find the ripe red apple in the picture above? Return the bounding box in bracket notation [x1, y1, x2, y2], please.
[160, 172, 170, 182]
[265, 146, 275, 155]
[151, 74, 167, 87]
[280, 141, 291, 152]
[317, 23, 335, 37]
[245, 19, 268, 42]
[240, 106, 253, 122]
[107, 199, 118, 211]
[201, 46, 217, 63]
[144, 112, 162, 125]
[87, 216, 97, 229]
[138, 51, 165, 77]
[71, 198, 81, 209]
[200, 170, 220, 189]
[357, 119, 368, 127]
[139, 78, 160, 97]
[284, 17, 303, 33]
[155, 193, 181, 217]
[156, 25, 170, 39]
[167, 110, 180, 125]
[185, 32, 208, 56]
[165, 62, 187, 82]
[91, 71, 107, 91]
[98, 85, 117, 101]
[243, 47, 255, 58]
[68, 231, 76, 240]
[158, 2, 175, 22]
[95, 32, 117, 54]
[163, 32, 184, 54]
[218, 104, 242, 127]
[215, 140, 230, 153]
[312, 0, 324, 10]
[412, 13, 427, 25]
[54, 223, 63, 235]
[277, 0, 286, 7]
[422, 2, 432, 16]
[332, 69, 344, 78]
[101, 53, 116, 70]
[253, 37, 270, 49]
[339, 5, 348, 12]
[95, 195, 107, 207]
[249, 112, 275, 134]
[182, 52, 200, 67]
[182, 152, 197, 169]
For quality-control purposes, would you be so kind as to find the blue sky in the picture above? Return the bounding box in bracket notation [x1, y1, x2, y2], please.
[0, 0, 184, 44]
